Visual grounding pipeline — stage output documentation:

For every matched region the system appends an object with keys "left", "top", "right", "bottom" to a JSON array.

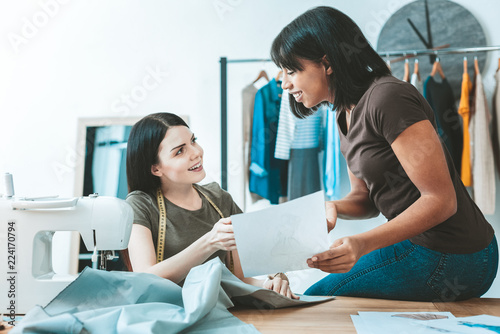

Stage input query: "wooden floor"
[{"left": 230, "top": 296, "right": 500, "bottom": 333}]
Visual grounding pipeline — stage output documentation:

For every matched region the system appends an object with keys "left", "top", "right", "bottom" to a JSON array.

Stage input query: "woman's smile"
[
  {"left": 188, "top": 161, "right": 203, "bottom": 172},
  {"left": 290, "top": 90, "right": 303, "bottom": 102},
  {"left": 281, "top": 59, "right": 332, "bottom": 108}
]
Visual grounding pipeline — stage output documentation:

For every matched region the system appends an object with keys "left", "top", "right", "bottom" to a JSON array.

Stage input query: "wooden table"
[{"left": 230, "top": 297, "right": 500, "bottom": 333}]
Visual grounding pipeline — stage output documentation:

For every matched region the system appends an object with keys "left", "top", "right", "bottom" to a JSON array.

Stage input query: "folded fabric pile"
[{"left": 12, "top": 258, "right": 332, "bottom": 334}]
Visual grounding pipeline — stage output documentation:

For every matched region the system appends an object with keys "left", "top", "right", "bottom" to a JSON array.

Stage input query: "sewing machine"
[{"left": 0, "top": 177, "right": 134, "bottom": 314}]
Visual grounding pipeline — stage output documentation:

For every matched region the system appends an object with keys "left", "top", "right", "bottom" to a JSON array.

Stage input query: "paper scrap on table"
[
  {"left": 231, "top": 191, "right": 329, "bottom": 277},
  {"left": 351, "top": 311, "right": 456, "bottom": 334},
  {"left": 422, "top": 314, "right": 500, "bottom": 334}
]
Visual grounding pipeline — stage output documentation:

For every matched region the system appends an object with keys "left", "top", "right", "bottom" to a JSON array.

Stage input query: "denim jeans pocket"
[
  {"left": 390, "top": 239, "right": 417, "bottom": 262},
  {"left": 427, "top": 254, "right": 453, "bottom": 302},
  {"left": 426, "top": 250, "right": 489, "bottom": 302}
]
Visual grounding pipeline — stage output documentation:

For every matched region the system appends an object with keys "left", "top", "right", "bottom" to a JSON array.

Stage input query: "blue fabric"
[
  {"left": 423, "top": 76, "right": 463, "bottom": 174},
  {"left": 13, "top": 258, "right": 333, "bottom": 333},
  {"left": 305, "top": 236, "right": 498, "bottom": 302},
  {"left": 249, "top": 162, "right": 268, "bottom": 177},
  {"left": 249, "top": 78, "right": 287, "bottom": 204},
  {"left": 323, "top": 106, "right": 342, "bottom": 200},
  {"left": 292, "top": 108, "right": 324, "bottom": 149},
  {"left": 287, "top": 148, "right": 321, "bottom": 200},
  {"left": 274, "top": 94, "right": 296, "bottom": 160},
  {"left": 274, "top": 95, "right": 324, "bottom": 160}
]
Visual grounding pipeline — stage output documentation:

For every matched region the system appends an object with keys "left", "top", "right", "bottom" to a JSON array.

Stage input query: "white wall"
[{"left": 1, "top": 0, "right": 499, "bottom": 297}]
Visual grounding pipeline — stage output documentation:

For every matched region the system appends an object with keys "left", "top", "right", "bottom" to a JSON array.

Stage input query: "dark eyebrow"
[
  {"left": 169, "top": 134, "right": 195, "bottom": 152},
  {"left": 170, "top": 143, "right": 185, "bottom": 152}
]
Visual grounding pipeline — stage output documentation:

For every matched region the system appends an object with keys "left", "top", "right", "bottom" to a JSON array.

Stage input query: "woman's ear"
[
  {"left": 151, "top": 164, "right": 162, "bottom": 177},
  {"left": 322, "top": 55, "right": 333, "bottom": 75}
]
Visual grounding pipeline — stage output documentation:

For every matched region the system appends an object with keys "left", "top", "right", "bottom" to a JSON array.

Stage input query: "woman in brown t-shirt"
[{"left": 271, "top": 6, "right": 498, "bottom": 301}]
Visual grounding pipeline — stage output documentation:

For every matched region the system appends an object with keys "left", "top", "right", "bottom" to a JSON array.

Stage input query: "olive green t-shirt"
[
  {"left": 126, "top": 182, "right": 242, "bottom": 267},
  {"left": 337, "top": 75, "right": 494, "bottom": 254}
]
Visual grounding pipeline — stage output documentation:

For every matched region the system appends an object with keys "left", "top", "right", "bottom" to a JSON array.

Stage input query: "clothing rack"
[{"left": 219, "top": 45, "right": 500, "bottom": 190}]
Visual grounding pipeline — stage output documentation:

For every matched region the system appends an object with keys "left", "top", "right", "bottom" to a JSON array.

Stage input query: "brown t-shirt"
[
  {"left": 337, "top": 75, "right": 494, "bottom": 254},
  {"left": 126, "top": 182, "right": 242, "bottom": 266}
]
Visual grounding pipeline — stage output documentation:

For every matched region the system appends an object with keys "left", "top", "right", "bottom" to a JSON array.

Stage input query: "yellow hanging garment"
[{"left": 458, "top": 58, "right": 472, "bottom": 186}]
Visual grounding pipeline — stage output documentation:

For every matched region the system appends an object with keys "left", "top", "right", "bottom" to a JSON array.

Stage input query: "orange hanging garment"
[{"left": 458, "top": 59, "right": 472, "bottom": 186}]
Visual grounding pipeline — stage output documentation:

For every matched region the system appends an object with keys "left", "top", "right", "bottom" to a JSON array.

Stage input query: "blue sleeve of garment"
[
  {"left": 249, "top": 89, "right": 267, "bottom": 198},
  {"left": 249, "top": 162, "right": 268, "bottom": 177},
  {"left": 323, "top": 108, "right": 334, "bottom": 199},
  {"left": 422, "top": 76, "right": 442, "bottom": 131},
  {"left": 422, "top": 76, "right": 431, "bottom": 101},
  {"left": 332, "top": 111, "right": 342, "bottom": 200},
  {"left": 323, "top": 108, "right": 342, "bottom": 200},
  {"left": 250, "top": 90, "right": 265, "bottom": 170}
]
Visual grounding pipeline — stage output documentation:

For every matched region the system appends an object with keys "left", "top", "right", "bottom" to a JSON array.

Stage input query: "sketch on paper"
[
  {"left": 232, "top": 191, "right": 330, "bottom": 277},
  {"left": 270, "top": 213, "right": 315, "bottom": 270}
]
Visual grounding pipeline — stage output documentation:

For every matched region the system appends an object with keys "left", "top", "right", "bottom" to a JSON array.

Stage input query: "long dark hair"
[
  {"left": 126, "top": 112, "right": 189, "bottom": 195},
  {"left": 271, "top": 6, "right": 391, "bottom": 118}
]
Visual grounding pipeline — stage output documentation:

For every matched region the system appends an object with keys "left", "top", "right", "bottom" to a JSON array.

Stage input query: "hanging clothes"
[
  {"left": 493, "top": 68, "right": 500, "bottom": 175},
  {"left": 403, "top": 59, "right": 410, "bottom": 82},
  {"left": 274, "top": 95, "right": 324, "bottom": 200},
  {"left": 242, "top": 78, "right": 268, "bottom": 205},
  {"left": 410, "top": 72, "right": 423, "bottom": 95},
  {"left": 423, "top": 76, "right": 463, "bottom": 174},
  {"left": 411, "top": 59, "right": 423, "bottom": 95},
  {"left": 249, "top": 78, "right": 287, "bottom": 204},
  {"left": 274, "top": 94, "right": 297, "bottom": 161},
  {"left": 324, "top": 106, "right": 342, "bottom": 200},
  {"left": 242, "top": 84, "right": 258, "bottom": 158},
  {"left": 287, "top": 148, "right": 321, "bottom": 200},
  {"left": 471, "top": 69, "right": 496, "bottom": 215},
  {"left": 243, "top": 77, "right": 269, "bottom": 154},
  {"left": 458, "top": 69, "right": 473, "bottom": 186},
  {"left": 274, "top": 96, "right": 324, "bottom": 158}
]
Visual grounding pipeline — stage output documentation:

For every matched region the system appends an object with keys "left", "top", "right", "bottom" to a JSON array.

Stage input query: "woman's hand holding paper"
[
  {"left": 307, "top": 236, "right": 365, "bottom": 274},
  {"left": 205, "top": 218, "right": 237, "bottom": 252},
  {"left": 325, "top": 201, "right": 337, "bottom": 233}
]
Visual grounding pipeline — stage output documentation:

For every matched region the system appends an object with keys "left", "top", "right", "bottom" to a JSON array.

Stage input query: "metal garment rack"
[{"left": 219, "top": 45, "right": 500, "bottom": 190}]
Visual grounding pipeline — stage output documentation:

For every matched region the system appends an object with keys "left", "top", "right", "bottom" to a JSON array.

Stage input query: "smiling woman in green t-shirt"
[{"left": 124, "top": 112, "right": 298, "bottom": 299}]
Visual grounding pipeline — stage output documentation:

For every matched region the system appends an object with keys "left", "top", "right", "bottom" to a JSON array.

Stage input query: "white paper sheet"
[
  {"left": 422, "top": 315, "right": 500, "bottom": 334},
  {"left": 351, "top": 315, "right": 372, "bottom": 334},
  {"left": 353, "top": 312, "right": 456, "bottom": 334},
  {"left": 231, "top": 191, "right": 329, "bottom": 277}
]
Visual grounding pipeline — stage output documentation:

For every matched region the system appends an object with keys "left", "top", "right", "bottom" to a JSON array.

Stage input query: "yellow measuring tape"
[
  {"left": 156, "top": 187, "right": 167, "bottom": 264},
  {"left": 156, "top": 185, "right": 234, "bottom": 272}
]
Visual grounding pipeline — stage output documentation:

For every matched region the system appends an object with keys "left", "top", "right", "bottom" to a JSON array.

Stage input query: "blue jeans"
[{"left": 304, "top": 236, "right": 498, "bottom": 301}]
